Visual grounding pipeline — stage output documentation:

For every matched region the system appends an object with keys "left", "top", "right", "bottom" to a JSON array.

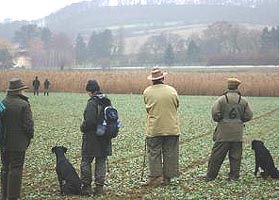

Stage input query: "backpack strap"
[
  {"left": 0, "top": 101, "right": 5, "bottom": 113},
  {"left": 237, "top": 94, "right": 241, "bottom": 104},
  {"left": 224, "top": 91, "right": 242, "bottom": 104},
  {"left": 93, "top": 97, "right": 104, "bottom": 123},
  {"left": 224, "top": 93, "right": 229, "bottom": 104}
]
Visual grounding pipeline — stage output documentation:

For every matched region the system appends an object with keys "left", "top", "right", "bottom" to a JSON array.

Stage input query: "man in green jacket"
[
  {"left": 205, "top": 77, "right": 253, "bottom": 181},
  {"left": 1, "top": 78, "right": 34, "bottom": 200},
  {"left": 143, "top": 68, "right": 181, "bottom": 186}
]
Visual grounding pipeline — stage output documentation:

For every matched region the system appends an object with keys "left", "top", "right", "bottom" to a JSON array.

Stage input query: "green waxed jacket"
[
  {"left": 212, "top": 90, "right": 253, "bottom": 142},
  {"left": 2, "top": 93, "right": 34, "bottom": 151}
]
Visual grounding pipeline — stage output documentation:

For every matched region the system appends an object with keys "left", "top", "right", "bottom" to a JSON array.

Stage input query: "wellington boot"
[
  {"left": 81, "top": 185, "right": 92, "bottom": 196},
  {"left": 93, "top": 185, "right": 105, "bottom": 196},
  {"left": 143, "top": 176, "right": 163, "bottom": 187},
  {"left": 162, "top": 177, "right": 171, "bottom": 186}
]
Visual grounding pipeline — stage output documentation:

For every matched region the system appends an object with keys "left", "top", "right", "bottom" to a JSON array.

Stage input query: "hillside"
[
  {"left": 44, "top": 4, "right": 279, "bottom": 38},
  {"left": 0, "top": 2, "right": 278, "bottom": 42}
]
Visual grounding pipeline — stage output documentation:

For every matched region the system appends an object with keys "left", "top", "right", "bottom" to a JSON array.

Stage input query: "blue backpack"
[
  {"left": 0, "top": 101, "right": 6, "bottom": 148},
  {"left": 95, "top": 96, "right": 120, "bottom": 138}
]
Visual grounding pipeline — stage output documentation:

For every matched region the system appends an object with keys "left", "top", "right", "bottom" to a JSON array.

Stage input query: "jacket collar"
[
  {"left": 7, "top": 93, "right": 29, "bottom": 101},
  {"left": 226, "top": 89, "right": 240, "bottom": 93},
  {"left": 224, "top": 89, "right": 241, "bottom": 96}
]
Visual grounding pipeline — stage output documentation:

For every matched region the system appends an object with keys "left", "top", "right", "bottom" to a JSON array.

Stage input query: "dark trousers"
[
  {"left": 44, "top": 89, "right": 49, "bottom": 96},
  {"left": 207, "top": 142, "right": 242, "bottom": 179},
  {"left": 33, "top": 89, "right": 39, "bottom": 96},
  {"left": 1, "top": 150, "right": 26, "bottom": 199},
  {"left": 80, "top": 153, "right": 107, "bottom": 187},
  {"left": 146, "top": 136, "right": 179, "bottom": 179}
]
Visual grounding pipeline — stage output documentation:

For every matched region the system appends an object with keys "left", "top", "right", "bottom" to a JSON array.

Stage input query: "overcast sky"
[{"left": 0, "top": 0, "right": 90, "bottom": 22}]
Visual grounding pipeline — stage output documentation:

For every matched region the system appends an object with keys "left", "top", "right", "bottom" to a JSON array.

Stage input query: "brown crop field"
[{"left": 0, "top": 69, "right": 279, "bottom": 96}]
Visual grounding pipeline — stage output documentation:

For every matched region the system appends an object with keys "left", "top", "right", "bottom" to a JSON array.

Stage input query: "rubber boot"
[{"left": 93, "top": 185, "right": 104, "bottom": 196}]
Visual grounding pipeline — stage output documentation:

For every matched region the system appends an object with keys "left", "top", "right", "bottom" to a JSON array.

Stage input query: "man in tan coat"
[
  {"left": 143, "top": 68, "right": 180, "bottom": 186},
  {"left": 206, "top": 77, "right": 253, "bottom": 181}
]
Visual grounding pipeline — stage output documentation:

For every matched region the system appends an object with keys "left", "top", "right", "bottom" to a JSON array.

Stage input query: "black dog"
[
  {"left": 52, "top": 146, "right": 82, "bottom": 195},
  {"left": 251, "top": 140, "right": 279, "bottom": 179}
]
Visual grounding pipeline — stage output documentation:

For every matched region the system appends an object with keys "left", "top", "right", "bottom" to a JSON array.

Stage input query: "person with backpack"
[
  {"left": 1, "top": 78, "right": 34, "bottom": 200},
  {"left": 143, "top": 68, "right": 181, "bottom": 186},
  {"left": 80, "top": 79, "right": 117, "bottom": 196},
  {"left": 205, "top": 77, "right": 253, "bottom": 181}
]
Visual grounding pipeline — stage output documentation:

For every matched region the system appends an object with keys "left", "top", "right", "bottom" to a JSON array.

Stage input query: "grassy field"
[{"left": 1, "top": 92, "right": 279, "bottom": 199}]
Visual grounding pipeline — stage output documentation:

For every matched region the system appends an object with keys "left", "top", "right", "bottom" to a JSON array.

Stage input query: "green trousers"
[
  {"left": 1, "top": 150, "right": 26, "bottom": 200},
  {"left": 207, "top": 142, "right": 242, "bottom": 180},
  {"left": 146, "top": 136, "right": 179, "bottom": 179}
]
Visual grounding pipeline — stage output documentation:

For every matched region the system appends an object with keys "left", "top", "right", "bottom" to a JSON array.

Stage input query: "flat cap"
[{"left": 228, "top": 77, "right": 241, "bottom": 89}]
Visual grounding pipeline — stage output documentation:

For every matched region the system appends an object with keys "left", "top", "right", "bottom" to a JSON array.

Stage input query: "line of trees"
[
  {"left": 75, "top": 29, "right": 124, "bottom": 68},
  {"left": 11, "top": 24, "right": 74, "bottom": 69},
  {"left": 81, "top": 0, "right": 279, "bottom": 7},
  {"left": 135, "top": 22, "right": 279, "bottom": 66},
  {"left": 1, "top": 22, "right": 279, "bottom": 69}
]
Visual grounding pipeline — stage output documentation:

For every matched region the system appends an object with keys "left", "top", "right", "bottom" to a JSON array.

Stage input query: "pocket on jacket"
[{"left": 215, "top": 122, "right": 244, "bottom": 141}]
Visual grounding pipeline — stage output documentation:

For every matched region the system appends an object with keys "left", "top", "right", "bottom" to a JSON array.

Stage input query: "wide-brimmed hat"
[
  {"left": 147, "top": 68, "right": 167, "bottom": 81},
  {"left": 7, "top": 78, "right": 28, "bottom": 92},
  {"left": 228, "top": 77, "right": 241, "bottom": 89}
]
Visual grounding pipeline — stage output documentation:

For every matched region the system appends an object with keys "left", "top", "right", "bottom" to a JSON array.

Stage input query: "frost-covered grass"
[{"left": 1, "top": 93, "right": 279, "bottom": 199}]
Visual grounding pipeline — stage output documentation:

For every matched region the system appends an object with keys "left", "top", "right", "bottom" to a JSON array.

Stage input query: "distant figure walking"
[
  {"left": 143, "top": 68, "right": 181, "bottom": 186},
  {"left": 32, "top": 76, "right": 40, "bottom": 96},
  {"left": 44, "top": 78, "right": 51, "bottom": 96}
]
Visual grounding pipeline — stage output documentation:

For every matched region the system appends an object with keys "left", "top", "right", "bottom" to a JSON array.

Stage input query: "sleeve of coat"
[
  {"left": 80, "top": 101, "right": 98, "bottom": 133},
  {"left": 242, "top": 102, "right": 253, "bottom": 122},
  {"left": 22, "top": 104, "right": 34, "bottom": 139},
  {"left": 212, "top": 97, "right": 223, "bottom": 122}
]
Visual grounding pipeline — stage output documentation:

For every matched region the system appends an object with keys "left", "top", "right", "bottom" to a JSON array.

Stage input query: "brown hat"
[
  {"left": 147, "top": 68, "right": 167, "bottom": 81},
  {"left": 7, "top": 78, "right": 28, "bottom": 92},
  {"left": 228, "top": 77, "right": 241, "bottom": 89}
]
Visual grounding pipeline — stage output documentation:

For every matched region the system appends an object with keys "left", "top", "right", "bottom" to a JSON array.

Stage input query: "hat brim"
[
  {"left": 147, "top": 72, "right": 168, "bottom": 80},
  {"left": 7, "top": 85, "right": 29, "bottom": 92}
]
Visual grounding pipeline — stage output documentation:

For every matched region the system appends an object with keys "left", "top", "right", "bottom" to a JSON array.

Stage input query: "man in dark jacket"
[
  {"left": 205, "top": 77, "right": 253, "bottom": 181},
  {"left": 1, "top": 78, "right": 34, "bottom": 200},
  {"left": 32, "top": 76, "right": 40, "bottom": 96},
  {"left": 80, "top": 80, "right": 112, "bottom": 196}
]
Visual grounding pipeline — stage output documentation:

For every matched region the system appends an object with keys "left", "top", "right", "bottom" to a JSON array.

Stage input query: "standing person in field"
[
  {"left": 32, "top": 76, "right": 40, "bottom": 96},
  {"left": 1, "top": 78, "right": 34, "bottom": 200},
  {"left": 143, "top": 68, "right": 181, "bottom": 186},
  {"left": 80, "top": 79, "right": 112, "bottom": 196},
  {"left": 205, "top": 78, "right": 253, "bottom": 181},
  {"left": 43, "top": 78, "right": 51, "bottom": 96}
]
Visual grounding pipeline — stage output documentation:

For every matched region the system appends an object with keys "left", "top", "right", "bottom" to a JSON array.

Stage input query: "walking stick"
[
  {"left": 140, "top": 138, "right": 147, "bottom": 182},
  {"left": 107, "top": 158, "right": 110, "bottom": 173}
]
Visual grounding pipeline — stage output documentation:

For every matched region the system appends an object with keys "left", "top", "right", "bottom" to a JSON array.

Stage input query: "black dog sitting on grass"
[
  {"left": 251, "top": 140, "right": 279, "bottom": 179},
  {"left": 52, "top": 146, "right": 82, "bottom": 195}
]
